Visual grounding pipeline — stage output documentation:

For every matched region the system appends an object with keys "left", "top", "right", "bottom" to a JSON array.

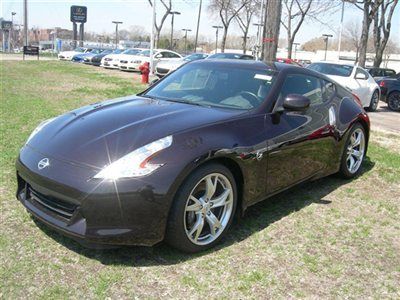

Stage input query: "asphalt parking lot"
[{"left": 369, "top": 102, "right": 400, "bottom": 134}]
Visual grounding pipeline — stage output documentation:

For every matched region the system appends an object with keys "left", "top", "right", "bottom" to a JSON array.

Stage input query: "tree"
[
  {"left": 235, "top": 0, "right": 259, "bottom": 53},
  {"left": 262, "top": 0, "right": 282, "bottom": 61},
  {"left": 346, "top": 0, "right": 383, "bottom": 67},
  {"left": 344, "top": 20, "right": 362, "bottom": 62},
  {"left": 372, "top": 0, "right": 398, "bottom": 67},
  {"left": 281, "top": 0, "right": 340, "bottom": 59},
  {"left": 208, "top": 0, "right": 248, "bottom": 52},
  {"left": 147, "top": 0, "right": 172, "bottom": 48}
]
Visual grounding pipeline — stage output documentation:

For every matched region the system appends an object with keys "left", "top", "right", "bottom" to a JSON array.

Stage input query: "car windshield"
[
  {"left": 137, "top": 50, "right": 151, "bottom": 57},
  {"left": 89, "top": 49, "right": 103, "bottom": 54},
  {"left": 102, "top": 49, "right": 113, "bottom": 55},
  {"left": 208, "top": 53, "right": 243, "bottom": 59},
  {"left": 183, "top": 53, "right": 208, "bottom": 61},
  {"left": 75, "top": 47, "right": 86, "bottom": 52},
  {"left": 112, "top": 49, "right": 123, "bottom": 54},
  {"left": 144, "top": 63, "right": 277, "bottom": 110},
  {"left": 308, "top": 63, "right": 353, "bottom": 77},
  {"left": 123, "top": 49, "right": 142, "bottom": 55}
]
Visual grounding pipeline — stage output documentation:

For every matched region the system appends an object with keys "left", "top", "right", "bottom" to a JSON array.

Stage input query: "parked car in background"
[
  {"left": 377, "top": 77, "right": 400, "bottom": 111},
  {"left": 297, "top": 59, "right": 312, "bottom": 67},
  {"left": 276, "top": 57, "right": 302, "bottom": 66},
  {"left": 58, "top": 47, "right": 91, "bottom": 61},
  {"left": 16, "top": 60, "right": 370, "bottom": 253},
  {"left": 366, "top": 67, "right": 397, "bottom": 81},
  {"left": 207, "top": 53, "right": 254, "bottom": 60},
  {"left": 101, "top": 48, "right": 143, "bottom": 69},
  {"left": 119, "top": 49, "right": 182, "bottom": 72},
  {"left": 155, "top": 53, "right": 209, "bottom": 78},
  {"left": 72, "top": 49, "right": 105, "bottom": 63},
  {"left": 84, "top": 49, "right": 113, "bottom": 66},
  {"left": 308, "top": 62, "right": 380, "bottom": 111}
]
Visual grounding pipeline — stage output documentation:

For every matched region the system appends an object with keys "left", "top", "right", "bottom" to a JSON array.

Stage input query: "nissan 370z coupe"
[{"left": 16, "top": 60, "right": 370, "bottom": 253}]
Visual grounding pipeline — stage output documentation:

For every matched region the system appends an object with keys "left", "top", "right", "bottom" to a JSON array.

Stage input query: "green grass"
[{"left": 1, "top": 60, "right": 400, "bottom": 299}]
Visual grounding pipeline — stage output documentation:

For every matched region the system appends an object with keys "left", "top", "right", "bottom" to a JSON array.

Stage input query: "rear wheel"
[
  {"left": 166, "top": 163, "right": 237, "bottom": 253},
  {"left": 367, "top": 90, "right": 379, "bottom": 112},
  {"left": 387, "top": 91, "right": 400, "bottom": 112},
  {"left": 339, "top": 123, "right": 366, "bottom": 179}
]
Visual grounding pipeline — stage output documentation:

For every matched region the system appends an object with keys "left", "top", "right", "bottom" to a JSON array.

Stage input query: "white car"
[
  {"left": 58, "top": 47, "right": 91, "bottom": 61},
  {"left": 119, "top": 49, "right": 182, "bottom": 72},
  {"left": 155, "top": 53, "right": 209, "bottom": 78},
  {"left": 101, "top": 48, "right": 144, "bottom": 69},
  {"left": 308, "top": 62, "right": 380, "bottom": 111}
]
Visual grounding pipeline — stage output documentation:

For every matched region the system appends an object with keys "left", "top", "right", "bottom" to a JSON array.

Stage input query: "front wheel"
[
  {"left": 339, "top": 123, "right": 367, "bottom": 179},
  {"left": 387, "top": 91, "right": 400, "bottom": 112},
  {"left": 166, "top": 163, "right": 237, "bottom": 253},
  {"left": 367, "top": 90, "right": 379, "bottom": 112}
]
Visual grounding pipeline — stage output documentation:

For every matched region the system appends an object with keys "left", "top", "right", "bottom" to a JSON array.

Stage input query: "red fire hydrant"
[{"left": 139, "top": 62, "right": 150, "bottom": 84}]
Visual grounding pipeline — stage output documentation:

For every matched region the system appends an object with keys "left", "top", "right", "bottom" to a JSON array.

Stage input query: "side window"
[
  {"left": 280, "top": 74, "right": 324, "bottom": 106},
  {"left": 322, "top": 80, "right": 336, "bottom": 102},
  {"left": 385, "top": 69, "right": 396, "bottom": 77},
  {"left": 355, "top": 68, "right": 369, "bottom": 80},
  {"left": 168, "top": 52, "right": 181, "bottom": 58}
]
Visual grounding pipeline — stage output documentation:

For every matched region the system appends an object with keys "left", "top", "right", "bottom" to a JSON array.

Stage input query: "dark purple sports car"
[{"left": 16, "top": 60, "right": 370, "bottom": 252}]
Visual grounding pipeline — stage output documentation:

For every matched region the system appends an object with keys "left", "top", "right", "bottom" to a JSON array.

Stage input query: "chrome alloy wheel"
[
  {"left": 184, "top": 173, "right": 234, "bottom": 245},
  {"left": 346, "top": 128, "right": 365, "bottom": 174}
]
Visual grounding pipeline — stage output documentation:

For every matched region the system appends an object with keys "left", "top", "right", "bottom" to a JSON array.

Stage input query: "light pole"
[
  {"left": 169, "top": 11, "right": 180, "bottom": 49},
  {"left": 293, "top": 42, "right": 300, "bottom": 59},
  {"left": 194, "top": 0, "right": 202, "bottom": 52},
  {"left": 212, "top": 25, "right": 223, "bottom": 53},
  {"left": 322, "top": 34, "right": 333, "bottom": 61},
  {"left": 182, "top": 28, "right": 192, "bottom": 55},
  {"left": 10, "top": 12, "right": 16, "bottom": 52},
  {"left": 112, "top": 21, "right": 123, "bottom": 49},
  {"left": 23, "top": 0, "right": 28, "bottom": 46},
  {"left": 337, "top": 1, "right": 345, "bottom": 61},
  {"left": 253, "top": 23, "right": 263, "bottom": 59}
]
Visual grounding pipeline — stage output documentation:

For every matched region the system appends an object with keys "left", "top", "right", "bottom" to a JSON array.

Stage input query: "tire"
[
  {"left": 165, "top": 163, "right": 237, "bottom": 253},
  {"left": 339, "top": 123, "right": 367, "bottom": 179},
  {"left": 367, "top": 90, "right": 379, "bottom": 112},
  {"left": 387, "top": 91, "right": 400, "bottom": 112}
]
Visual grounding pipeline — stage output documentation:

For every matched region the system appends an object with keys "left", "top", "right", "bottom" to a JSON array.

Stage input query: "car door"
[
  {"left": 354, "top": 67, "right": 371, "bottom": 106},
  {"left": 265, "top": 73, "right": 337, "bottom": 195}
]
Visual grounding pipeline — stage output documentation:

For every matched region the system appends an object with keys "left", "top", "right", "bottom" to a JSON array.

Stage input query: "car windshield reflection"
[{"left": 145, "top": 63, "right": 277, "bottom": 110}]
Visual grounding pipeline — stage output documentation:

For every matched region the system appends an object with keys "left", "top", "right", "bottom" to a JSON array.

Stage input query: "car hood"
[
  {"left": 103, "top": 54, "right": 120, "bottom": 60},
  {"left": 27, "top": 96, "right": 242, "bottom": 169},
  {"left": 118, "top": 54, "right": 138, "bottom": 61}
]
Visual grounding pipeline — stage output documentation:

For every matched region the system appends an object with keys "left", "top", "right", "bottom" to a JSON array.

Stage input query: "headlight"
[
  {"left": 133, "top": 60, "right": 142, "bottom": 64},
  {"left": 26, "top": 118, "right": 56, "bottom": 144},
  {"left": 94, "top": 136, "right": 173, "bottom": 180}
]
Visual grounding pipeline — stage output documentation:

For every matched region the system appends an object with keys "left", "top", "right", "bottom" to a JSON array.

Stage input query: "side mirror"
[
  {"left": 355, "top": 73, "right": 367, "bottom": 80},
  {"left": 283, "top": 94, "right": 310, "bottom": 111}
]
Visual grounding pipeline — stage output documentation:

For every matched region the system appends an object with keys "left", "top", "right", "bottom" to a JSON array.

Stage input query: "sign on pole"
[
  {"left": 1, "top": 21, "right": 12, "bottom": 30},
  {"left": 70, "top": 6, "right": 87, "bottom": 23},
  {"left": 23, "top": 46, "right": 39, "bottom": 60}
]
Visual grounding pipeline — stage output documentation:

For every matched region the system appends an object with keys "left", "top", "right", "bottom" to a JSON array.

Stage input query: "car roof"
[{"left": 189, "top": 59, "right": 298, "bottom": 72}]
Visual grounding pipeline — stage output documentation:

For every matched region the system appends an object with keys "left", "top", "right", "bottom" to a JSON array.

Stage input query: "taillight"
[
  {"left": 352, "top": 93, "right": 363, "bottom": 107},
  {"left": 379, "top": 81, "right": 385, "bottom": 87}
]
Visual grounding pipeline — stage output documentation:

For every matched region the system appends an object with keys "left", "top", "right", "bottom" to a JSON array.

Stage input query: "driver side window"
[{"left": 280, "top": 74, "right": 323, "bottom": 106}]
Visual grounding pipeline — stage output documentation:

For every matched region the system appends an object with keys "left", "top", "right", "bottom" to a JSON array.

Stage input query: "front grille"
[
  {"left": 84, "top": 58, "right": 90, "bottom": 62},
  {"left": 156, "top": 68, "right": 169, "bottom": 74},
  {"left": 120, "top": 60, "right": 128, "bottom": 64},
  {"left": 28, "top": 186, "right": 78, "bottom": 221},
  {"left": 105, "top": 58, "right": 112, "bottom": 61},
  {"left": 120, "top": 66, "right": 127, "bottom": 69}
]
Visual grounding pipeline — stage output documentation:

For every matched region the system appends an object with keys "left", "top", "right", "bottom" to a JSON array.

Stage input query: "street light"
[
  {"left": 293, "top": 42, "right": 300, "bottom": 59},
  {"left": 10, "top": 12, "right": 16, "bottom": 52},
  {"left": 169, "top": 11, "right": 180, "bottom": 50},
  {"left": 112, "top": 21, "right": 123, "bottom": 49},
  {"left": 181, "top": 28, "right": 192, "bottom": 55},
  {"left": 322, "top": 34, "right": 333, "bottom": 61},
  {"left": 212, "top": 25, "right": 223, "bottom": 53}
]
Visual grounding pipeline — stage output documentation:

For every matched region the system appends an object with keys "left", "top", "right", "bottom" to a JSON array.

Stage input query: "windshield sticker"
[{"left": 254, "top": 74, "right": 273, "bottom": 81}]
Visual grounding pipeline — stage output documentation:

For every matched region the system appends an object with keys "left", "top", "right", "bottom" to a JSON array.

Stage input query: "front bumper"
[
  {"left": 102, "top": 61, "right": 119, "bottom": 69},
  {"left": 15, "top": 148, "right": 172, "bottom": 247},
  {"left": 119, "top": 63, "right": 140, "bottom": 72}
]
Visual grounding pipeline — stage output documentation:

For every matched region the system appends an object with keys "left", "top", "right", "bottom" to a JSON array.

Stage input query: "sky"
[{"left": 1, "top": 0, "right": 400, "bottom": 45}]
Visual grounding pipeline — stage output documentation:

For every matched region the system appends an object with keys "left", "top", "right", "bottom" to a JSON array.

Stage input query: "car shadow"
[{"left": 33, "top": 156, "right": 375, "bottom": 267}]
